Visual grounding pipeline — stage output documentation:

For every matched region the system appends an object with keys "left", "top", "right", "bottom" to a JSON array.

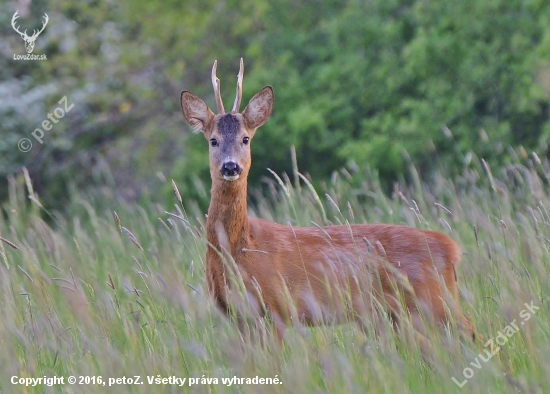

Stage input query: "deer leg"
[{"left": 431, "top": 271, "right": 478, "bottom": 343}]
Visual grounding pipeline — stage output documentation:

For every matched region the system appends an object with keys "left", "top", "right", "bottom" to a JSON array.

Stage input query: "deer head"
[
  {"left": 181, "top": 59, "right": 274, "bottom": 182},
  {"left": 11, "top": 11, "right": 49, "bottom": 54}
]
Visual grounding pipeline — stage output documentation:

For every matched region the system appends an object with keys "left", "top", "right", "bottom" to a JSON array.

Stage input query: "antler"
[
  {"left": 211, "top": 60, "right": 225, "bottom": 114},
  {"left": 11, "top": 12, "right": 49, "bottom": 40},
  {"left": 231, "top": 58, "right": 244, "bottom": 113},
  {"left": 30, "top": 14, "right": 49, "bottom": 39},
  {"left": 11, "top": 11, "right": 27, "bottom": 38}
]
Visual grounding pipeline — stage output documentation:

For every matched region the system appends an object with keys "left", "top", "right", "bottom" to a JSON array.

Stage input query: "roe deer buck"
[{"left": 180, "top": 59, "right": 474, "bottom": 349}]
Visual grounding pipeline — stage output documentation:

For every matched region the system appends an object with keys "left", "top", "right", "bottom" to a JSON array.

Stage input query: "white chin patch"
[{"left": 223, "top": 175, "right": 240, "bottom": 181}]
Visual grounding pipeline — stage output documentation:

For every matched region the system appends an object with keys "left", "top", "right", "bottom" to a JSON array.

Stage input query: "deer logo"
[{"left": 11, "top": 11, "right": 49, "bottom": 54}]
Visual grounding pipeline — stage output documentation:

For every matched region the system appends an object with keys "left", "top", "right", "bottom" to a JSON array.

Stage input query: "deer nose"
[{"left": 220, "top": 161, "right": 242, "bottom": 178}]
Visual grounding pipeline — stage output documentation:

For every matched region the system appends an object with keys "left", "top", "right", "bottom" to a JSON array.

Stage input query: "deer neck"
[{"left": 206, "top": 178, "right": 250, "bottom": 254}]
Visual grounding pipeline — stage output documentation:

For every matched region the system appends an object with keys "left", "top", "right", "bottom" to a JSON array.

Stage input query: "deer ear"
[
  {"left": 181, "top": 91, "right": 215, "bottom": 137},
  {"left": 242, "top": 86, "right": 274, "bottom": 131}
]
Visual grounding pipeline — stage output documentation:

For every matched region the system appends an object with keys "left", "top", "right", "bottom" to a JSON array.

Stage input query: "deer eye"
[
  {"left": 210, "top": 138, "right": 218, "bottom": 147},
  {"left": 243, "top": 137, "right": 250, "bottom": 145}
]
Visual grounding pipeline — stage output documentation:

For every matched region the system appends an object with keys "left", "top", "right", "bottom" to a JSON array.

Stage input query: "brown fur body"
[{"left": 206, "top": 178, "right": 472, "bottom": 340}]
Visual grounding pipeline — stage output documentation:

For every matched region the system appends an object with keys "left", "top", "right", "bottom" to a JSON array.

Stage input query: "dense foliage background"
[{"left": 1, "top": 0, "right": 550, "bottom": 208}]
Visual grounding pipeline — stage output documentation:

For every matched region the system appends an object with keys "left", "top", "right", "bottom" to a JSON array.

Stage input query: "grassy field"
[{"left": 1, "top": 158, "right": 549, "bottom": 394}]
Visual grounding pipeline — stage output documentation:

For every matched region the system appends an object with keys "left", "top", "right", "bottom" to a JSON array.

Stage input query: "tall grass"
[{"left": 1, "top": 156, "right": 549, "bottom": 393}]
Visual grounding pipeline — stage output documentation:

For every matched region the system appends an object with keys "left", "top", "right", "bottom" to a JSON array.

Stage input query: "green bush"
[{"left": 1, "top": 0, "right": 549, "bottom": 209}]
